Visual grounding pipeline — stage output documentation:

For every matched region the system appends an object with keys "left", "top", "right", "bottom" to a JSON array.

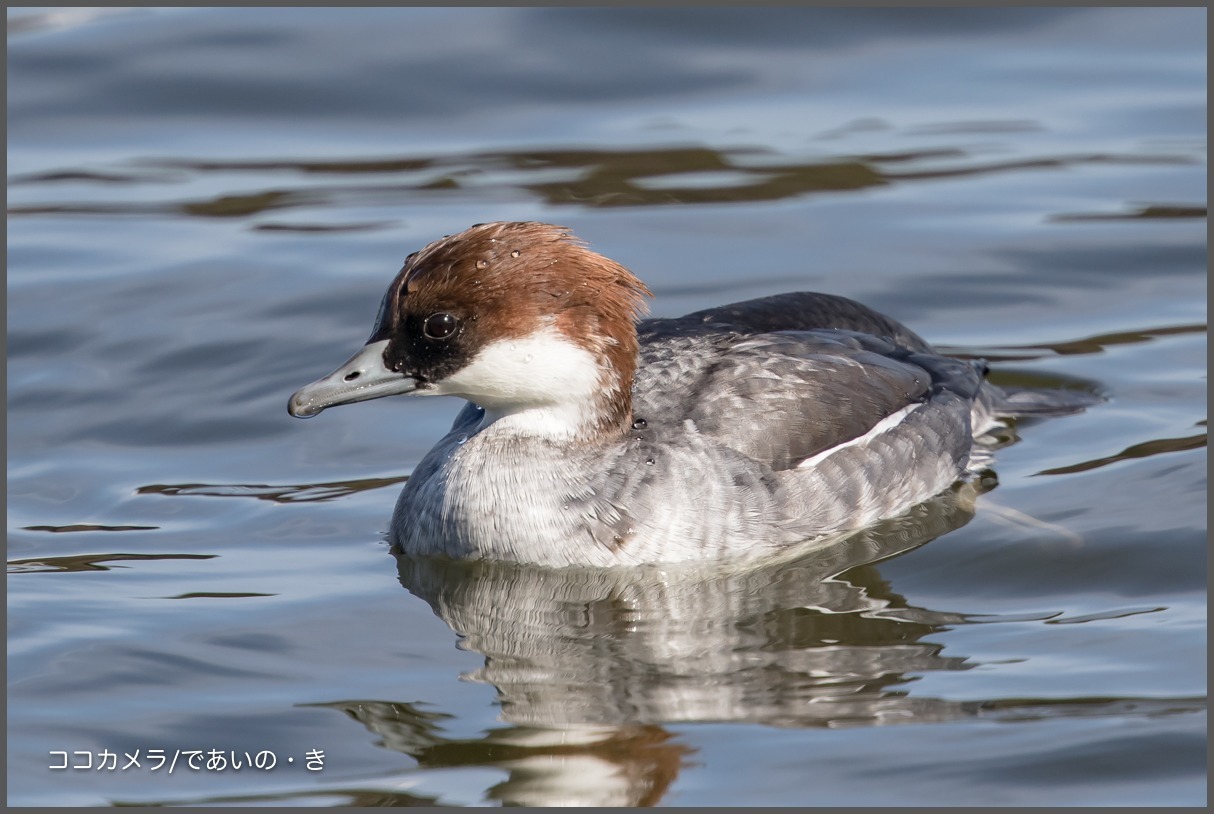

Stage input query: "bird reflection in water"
[{"left": 325, "top": 479, "right": 991, "bottom": 806}]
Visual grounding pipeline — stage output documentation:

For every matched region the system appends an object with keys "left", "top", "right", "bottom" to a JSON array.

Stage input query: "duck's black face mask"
[{"left": 288, "top": 275, "right": 420, "bottom": 419}]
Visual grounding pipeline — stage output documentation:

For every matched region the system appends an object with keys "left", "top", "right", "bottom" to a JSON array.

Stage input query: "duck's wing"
[
  {"left": 642, "top": 291, "right": 936, "bottom": 353},
  {"left": 635, "top": 329, "right": 984, "bottom": 472}
]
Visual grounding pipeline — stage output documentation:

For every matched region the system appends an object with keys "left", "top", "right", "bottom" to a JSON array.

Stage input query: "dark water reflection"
[
  {"left": 136, "top": 475, "right": 409, "bottom": 504},
  {"left": 8, "top": 144, "right": 1201, "bottom": 218},
  {"left": 8, "top": 551, "right": 214, "bottom": 574}
]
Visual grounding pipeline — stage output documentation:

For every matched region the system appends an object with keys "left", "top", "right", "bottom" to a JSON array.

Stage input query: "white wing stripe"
[{"left": 797, "top": 403, "right": 923, "bottom": 469}]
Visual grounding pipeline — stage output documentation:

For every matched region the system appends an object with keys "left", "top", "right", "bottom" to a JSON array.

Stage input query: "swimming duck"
[{"left": 289, "top": 221, "right": 1090, "bottom": 567}]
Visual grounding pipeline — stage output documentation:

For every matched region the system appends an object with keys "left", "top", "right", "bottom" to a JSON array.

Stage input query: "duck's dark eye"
[{"left": 423, "top": 312, "right": 458, "bottom": 340}]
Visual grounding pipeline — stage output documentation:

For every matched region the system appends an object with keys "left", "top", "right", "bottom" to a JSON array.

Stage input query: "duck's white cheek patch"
[
  {"left": 798, "top": 403, "right": 922, "bottom": 468},
  {"left": 432, "top": 327, "right": 603, "bottom": 408}
]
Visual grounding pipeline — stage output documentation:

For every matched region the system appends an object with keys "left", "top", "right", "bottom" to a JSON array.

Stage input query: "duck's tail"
[
  {"left": 970, "top": 372, "right": 1104, "bottom": 441},
  {"left": 965, "top": 379, "right": 1100, "bottom": 471},
  {"left": 987, "top": 383, "right": 1104, "bottom": 417}
]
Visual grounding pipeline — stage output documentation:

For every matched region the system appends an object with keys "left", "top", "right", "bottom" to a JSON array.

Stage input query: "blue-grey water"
[{"left": 7, "top": 7, "right": 1206, "bottom": 807}]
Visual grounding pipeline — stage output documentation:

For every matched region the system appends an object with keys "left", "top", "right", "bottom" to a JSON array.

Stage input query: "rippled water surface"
[{"left": 7, "top": 7, "right": 1207, "bottom": 807}]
